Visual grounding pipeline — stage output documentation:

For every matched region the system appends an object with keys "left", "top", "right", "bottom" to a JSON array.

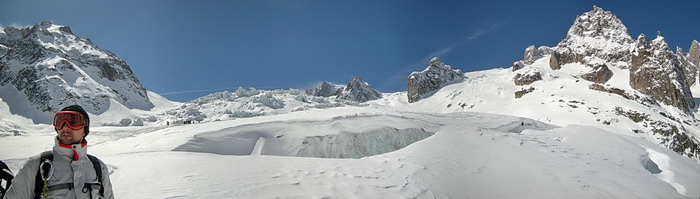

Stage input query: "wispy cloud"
[
  {"left": 381, "top": 23, "right": 504, "bottom": 91},
  {"left": 412, "top": 23, "right": 503, "bottom": 72}
]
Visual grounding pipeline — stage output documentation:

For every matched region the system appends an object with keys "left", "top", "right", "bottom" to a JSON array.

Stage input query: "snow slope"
[
  {"left": 2, "top": 104, "right": 700, "bottom": 198},
  {"left": 397, "top": 57, "right": 700, "bottom": 161}
]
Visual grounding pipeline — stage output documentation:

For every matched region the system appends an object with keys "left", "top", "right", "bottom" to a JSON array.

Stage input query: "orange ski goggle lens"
[{"left": 53, "top": 111, "right": 86, "bottom": 130}]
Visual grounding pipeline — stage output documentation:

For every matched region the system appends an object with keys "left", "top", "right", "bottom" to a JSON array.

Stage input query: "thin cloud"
[
  {"left": 382, "top": 23, "right": 504, "bottom": 92},
  {"left": 415, "top": 23, "right": 503, "bottom": 71}
]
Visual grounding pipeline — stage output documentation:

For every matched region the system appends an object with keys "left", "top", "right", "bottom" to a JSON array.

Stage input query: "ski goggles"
[{"left": 53, "top": 111, "right": 86, "bottom": 130}]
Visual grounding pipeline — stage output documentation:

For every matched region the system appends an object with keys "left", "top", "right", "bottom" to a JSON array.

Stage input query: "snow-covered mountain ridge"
[
  {"left": 160, "top": 87, "right": 368, "bottom": 124},
  {"left": 0, "top": 21, "right": 153, "bottom": 124},
  {"left": 482, "top": 6, "right": 700, "bottom": 160}
]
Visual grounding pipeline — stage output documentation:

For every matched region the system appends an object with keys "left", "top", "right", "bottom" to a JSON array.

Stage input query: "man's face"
[
  {"left": 54, "top": 111, "right": 86, "bottom": 145},
  {"left": 56, "top": 125, "right": 85, "bottom": 145}
]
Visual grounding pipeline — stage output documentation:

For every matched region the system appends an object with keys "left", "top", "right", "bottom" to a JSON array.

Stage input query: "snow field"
[{"left": 92, "top": 111, "right": 700, "bottom": 198}]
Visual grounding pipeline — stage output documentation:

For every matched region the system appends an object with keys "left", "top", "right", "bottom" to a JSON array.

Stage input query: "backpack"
[
  {"left": 34, "top": 151, "right": 104, "bottom": 199},
  {"left": 0, "top": 160, "right": 13, "bottom": 198}
]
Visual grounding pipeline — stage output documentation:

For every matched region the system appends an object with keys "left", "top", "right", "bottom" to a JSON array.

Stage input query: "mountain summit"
[
  {"left": 336, "top": 77, "right": 381, "bottom": 103},
  {"left": 0, "top": 22, "right": 153, "bottom": 122},
  {"left": 552, "top": 5, "right": 634, "bottom": 70},
  {"left": 407, "top": 57, "right": 464, "bottom": 103}
]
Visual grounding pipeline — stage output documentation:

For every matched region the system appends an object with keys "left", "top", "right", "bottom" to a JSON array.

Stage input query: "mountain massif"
[
  {"left": 400, "top": 6, "right": 700, "bottom": 160},
  {"left": 0, "top": 21, "right": 153, "bottom": 123}
]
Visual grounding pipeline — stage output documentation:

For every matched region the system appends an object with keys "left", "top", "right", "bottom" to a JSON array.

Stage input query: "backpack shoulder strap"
[
  {"left": 86, "top": 154, "right": 104, "bottom": 196},
  {"left": 0, "top": 159, "right": 13, "bottom": 197},
  {"left": 34, "top": 151, "right": 53, "bottom": 199}
]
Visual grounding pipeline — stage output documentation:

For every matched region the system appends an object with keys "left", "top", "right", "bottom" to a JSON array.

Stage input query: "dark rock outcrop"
[
  {"left": 514, "top": 72, "right": 542, "bottom": 86},
  {"left": 336, "top": 77, "right": 381, "bottom": 103},
  {"left": 581, "top": 63, "right": 613, "bottom": 83},
  {"left": 407, "top": 57, "right": 464, "bottom": 103},
  {"left": 514, "top": 87, "right": 535, "bottom": 99}
]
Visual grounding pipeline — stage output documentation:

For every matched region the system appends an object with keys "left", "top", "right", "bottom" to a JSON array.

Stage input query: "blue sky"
[{"left": 1, "top": 0, "right": 699, "bottom": 102}]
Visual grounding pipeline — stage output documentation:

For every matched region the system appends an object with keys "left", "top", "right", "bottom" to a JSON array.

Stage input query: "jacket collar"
[{"left": 53, "top": 137, "right": 88, "bottom": 161}]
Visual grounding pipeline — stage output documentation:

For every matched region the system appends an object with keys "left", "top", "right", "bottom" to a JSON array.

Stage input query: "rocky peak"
[
  {"left": 636, "top": 33, "right": 647, "bottom": 48},
  {"left": 407, "top": 57, "right": 464, "bottom": 103},
  {"left": 564, "top": 6, "right": 632, "bottom": 42},
  {"left": 689, "top": 40, "right": 700, "bottom": 67},
  {"left": 336, "top": 77, "right": 381, "bottom": 103},
  {"left": 552, "top": 6, "right": 634, "bottom": 69},
  {"left": 650, "top": 35, "right": 670, "bottom": 51},
  {"left": 306, "top": 81, "right": 343, "bottom": 97},
  {"left": 0, "top": 22, "right": 153, "bottom": 122}
]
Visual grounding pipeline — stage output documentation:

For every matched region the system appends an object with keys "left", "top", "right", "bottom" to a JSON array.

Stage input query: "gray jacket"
[{"left": 3, "top": 138, "right": 114, "bottom": 199}]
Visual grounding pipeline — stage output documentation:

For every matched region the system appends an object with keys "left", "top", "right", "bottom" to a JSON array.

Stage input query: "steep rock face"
[
  {"left": 689, "top": 40, "right": 700, "bottom": 84},
  {"left": 407, "top": 57, "right": 464, "bottom": 103},
  {"left": 549, "top": 53, "right": 561, "bottom": 70},
  {"left": 677, "top": 47, "right": 698, "bottom": 86},
  {"left": 306, "top": 81, "right": 343, "bottom": 97},
  {"left": 690, "top": 40, "right": 700, "bottom": 68},
  {"left": 0, "top": 22, "right": 153, "bottom": 120},
  {"left": 630, "top": 34, "right": 694, "bottom": 113},
  {"left": 336, "top": 77, "right": 381, "bottom": 103},
  {"left": 551, "top": 6, "right": 634, "bottom": 69}
]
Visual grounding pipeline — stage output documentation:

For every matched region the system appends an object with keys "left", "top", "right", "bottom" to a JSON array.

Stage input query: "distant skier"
[{"left": 3, "top": 105, "right": 114, "bottom": 199}]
